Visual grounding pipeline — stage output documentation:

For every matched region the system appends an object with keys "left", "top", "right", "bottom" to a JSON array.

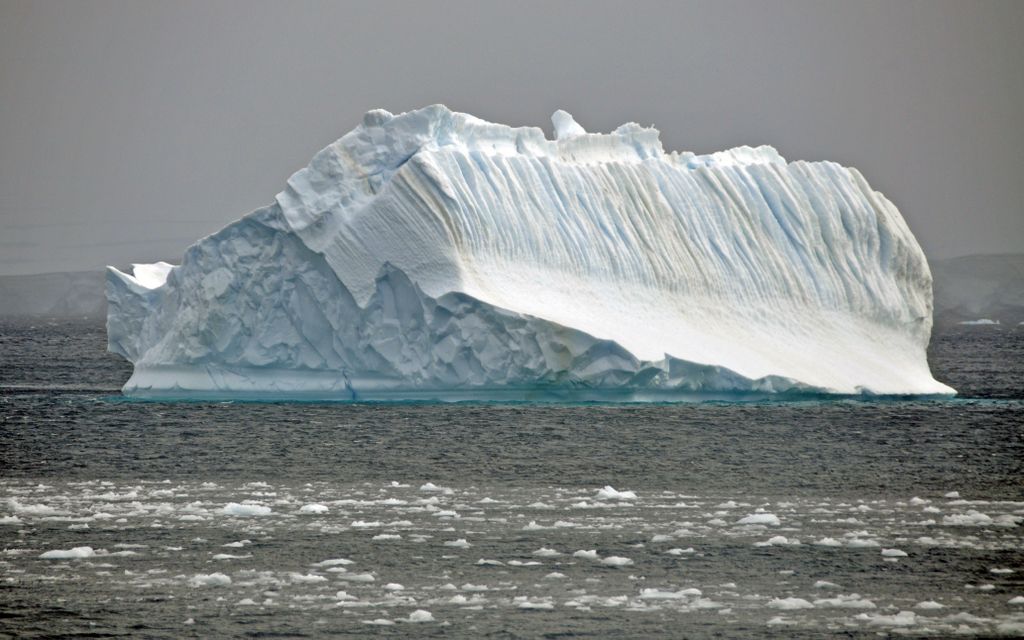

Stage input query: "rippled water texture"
[{"left": 1, "top": 320, "right": 1022, "bottom": 637}]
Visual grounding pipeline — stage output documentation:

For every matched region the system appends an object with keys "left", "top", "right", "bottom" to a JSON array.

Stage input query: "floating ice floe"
[
  {"left": 639, "top": 588, "right": 703, "bottom": 600},
  {"left": 755, "top": 535, "right": 800, "bottom": 547},
  {"left": 600, "top": 556, "right": 633, "bottom": 567},
  {"left": 915, "top": 600, "right": 945, "bottom": 609},
  {"left": 408, "top": 609, "right": 434, "bottom": 622},
  {"left": 594, "top": 486, "right": 637, "bottom": 501},
  {"left": 220, "top": 503, "right": 271, "bottom": 516},
  {"left": 812, "top": 594, "right": 876, "bottom": 609},
  {"left": 767, "top": 597, "right": 814, "bottom": 610},
  {"left": 737, "top": 513, "right": 781, "bottom": 526},
  {"left": 189, "top": 573, "right": 232, "bottom": 587},
  {"left": 39, "top": 546, "right": 97, "bottom": 559},
  {"left": 857, "top": 610, "right": 917, "bottom": 627},
  {"left": 313, "top": 558, "right": 353, "bottom": 567},
  {"left": 533, "top": 547, "right": 562, "bottom": 557},
  {"left": 372, "top": 534, "right": 401, "bottom": 541}
]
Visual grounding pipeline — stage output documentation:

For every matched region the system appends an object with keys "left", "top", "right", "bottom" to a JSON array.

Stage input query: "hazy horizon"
[{"left": 2, "top": 0, "right": 1022, "bottom": 276}]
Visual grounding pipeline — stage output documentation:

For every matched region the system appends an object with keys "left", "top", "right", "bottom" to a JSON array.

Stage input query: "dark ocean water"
[{"left": 1, "top": 319, "right": 1022, "bottom": 638}]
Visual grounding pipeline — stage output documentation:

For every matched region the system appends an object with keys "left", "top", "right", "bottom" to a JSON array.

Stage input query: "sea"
[{"left": 0, "top": 319, "right": 1021, "bottom": 638}]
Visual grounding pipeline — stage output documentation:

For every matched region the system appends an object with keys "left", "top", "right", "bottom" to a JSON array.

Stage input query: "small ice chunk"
[
  {"left": 444, "top": 539, "right": 471, "bottom": 548},
  {"left": 813, "top": 537, "right": 842, "bottom": 547},
  {"left": 544, "top": 572, "right": 567, "bottom": 579},
  {"left": 944, "top": 491, "right": 961, "bottom": 499},
  {"left": 573, "top": 550, "right": 600, "bottom": 560},
  {"left": 408, "top": 609, "right": 434, "bottom": 622},
  {"left": 942, "top": 510, "right": 993, "bottom": 526},
  {"left": 600, "top": 556, "right": 633, "bottom": 567},
  {"left": 220, "top": 503, "right": 271, "bottom": 516},
  {"left": 300, "top": 503, "right": 329, "bottom": 514},
  {"left": 814, "top": 580, "right": 840, "bottom": 589},
  {"left": 419, "top": 482, "right": 446, "bottom": 492},
  {"left": 881, "top": 548, "right": 908, "bottom": 557},
  {"left": 990, "top": 567, "right": 1014, "bottom": 574},
  {"left": 915, "top": 601, "right": 944, "bottom": 609},
  {"left": 639, "top": 588, "right": 701, "bottom": 600},
  {"left": 768, "top": 597, "right": 814, "bottom": 610},
  {"left": 189, "top": 573, "right": 232, "bottom": 587},
  {"left": 756, "top": 535, "right": 799, "bottom": 546},
  {"left": 336, "top": 590, "right": 357, "bottom": 600},
  {"left": 665, "top": 547, "right": 695, "bottom": 555},
  {"left": 533, "top": 547, "right": 562, "bottom": 557},
  {"left": 222, "top": 540, "right": 251, "bottom": 548},
  {"left": 594, "top": 486, "right": 637, "bottom": 501},
  {"left": 383, "top": 583, "right": 405, "bottom": 591},
  {"left": 363, "top": 619, "right": 395, "bottom": 626},
  {"left": 813, "top": 594, "right": 876, "bottom": 609},
  {"left": 737, "top": 513, "right": 780, "bottom": 526},
  {"left": 516, "top": 598, "right": 555, "bottom": 610},
  {"left": 859, "top": 610, "right": 916, "bottom": 627},
  {"left": 1009, "top": 596, "right": 1024, "bottom": 604},
  {"left": 40, "top": 546, "right": 96, "bottom": 559},
  {"left": 314, "top": 558, "right": 353, "bottom": 567}
]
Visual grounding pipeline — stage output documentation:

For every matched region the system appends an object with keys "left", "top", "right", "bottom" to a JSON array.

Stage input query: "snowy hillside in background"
[
  {"left": 0, "top": 271, "right": 106, "bottom": 319},
  {"left": 931, "top": 254, "right": 1024, "bottom": 327}
]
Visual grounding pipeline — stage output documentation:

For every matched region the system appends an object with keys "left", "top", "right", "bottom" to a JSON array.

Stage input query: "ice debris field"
[
  {"left": 2, "top": 480, "right": 1021, "bottom": 635},
  {"left": 107, "top": 106, "right": 953, "bottom": 400}
]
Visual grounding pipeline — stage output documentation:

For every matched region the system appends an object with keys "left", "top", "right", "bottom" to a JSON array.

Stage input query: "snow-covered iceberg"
[{"left": 107, "top": 105, "right": 954, "bottom": 400}]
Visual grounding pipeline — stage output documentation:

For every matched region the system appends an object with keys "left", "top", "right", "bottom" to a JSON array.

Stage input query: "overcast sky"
[{"left": 1, "top": 0, "right": 1021, "bottom": 275}]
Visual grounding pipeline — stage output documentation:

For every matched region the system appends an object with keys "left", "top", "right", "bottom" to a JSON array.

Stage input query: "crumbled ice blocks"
[{"left": 107, "top": 105, "right": 955, "bottom": 399}]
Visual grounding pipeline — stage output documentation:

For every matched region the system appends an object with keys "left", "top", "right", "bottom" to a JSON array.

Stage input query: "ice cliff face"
[{"left": 107, "top": 105, "right": 954, "bottom": 399}]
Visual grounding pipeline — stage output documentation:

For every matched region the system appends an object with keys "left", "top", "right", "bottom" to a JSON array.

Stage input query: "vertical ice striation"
[{"left": 107, "top": 105, "right": 954, "bottom": 399}]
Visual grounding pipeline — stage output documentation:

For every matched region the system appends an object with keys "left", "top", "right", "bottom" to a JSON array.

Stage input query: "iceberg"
[{"left": 107, "top": 105, "right": 954, "bottom": 400}]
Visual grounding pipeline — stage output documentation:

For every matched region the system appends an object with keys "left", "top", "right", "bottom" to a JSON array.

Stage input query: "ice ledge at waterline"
[{"left": 106, "top": 105, "right": 954, "bottom": 400}]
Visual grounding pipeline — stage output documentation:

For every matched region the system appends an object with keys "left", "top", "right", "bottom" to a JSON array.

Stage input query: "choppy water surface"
[{"left": 1, "top": 320, "right": 1022, "bottom": 637}]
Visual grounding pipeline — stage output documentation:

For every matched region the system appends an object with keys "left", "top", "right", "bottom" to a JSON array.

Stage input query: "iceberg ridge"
[{"left": 107, "top": 105, "right": 954, "bottom": 399}]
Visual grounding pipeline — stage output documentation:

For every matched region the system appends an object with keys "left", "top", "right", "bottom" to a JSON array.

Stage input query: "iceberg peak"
[{"left": 551, "top": 109, "right": 587, "bottom": 139}]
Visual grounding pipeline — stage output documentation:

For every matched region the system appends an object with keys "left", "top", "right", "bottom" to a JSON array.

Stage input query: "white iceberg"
[{"left": 107, "top": 105, "right": 953, "bottom": 399}]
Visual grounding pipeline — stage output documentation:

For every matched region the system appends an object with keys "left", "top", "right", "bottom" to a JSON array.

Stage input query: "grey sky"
[{"left": 1, "top": 0, "right": 1021, "bottom": 276}]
